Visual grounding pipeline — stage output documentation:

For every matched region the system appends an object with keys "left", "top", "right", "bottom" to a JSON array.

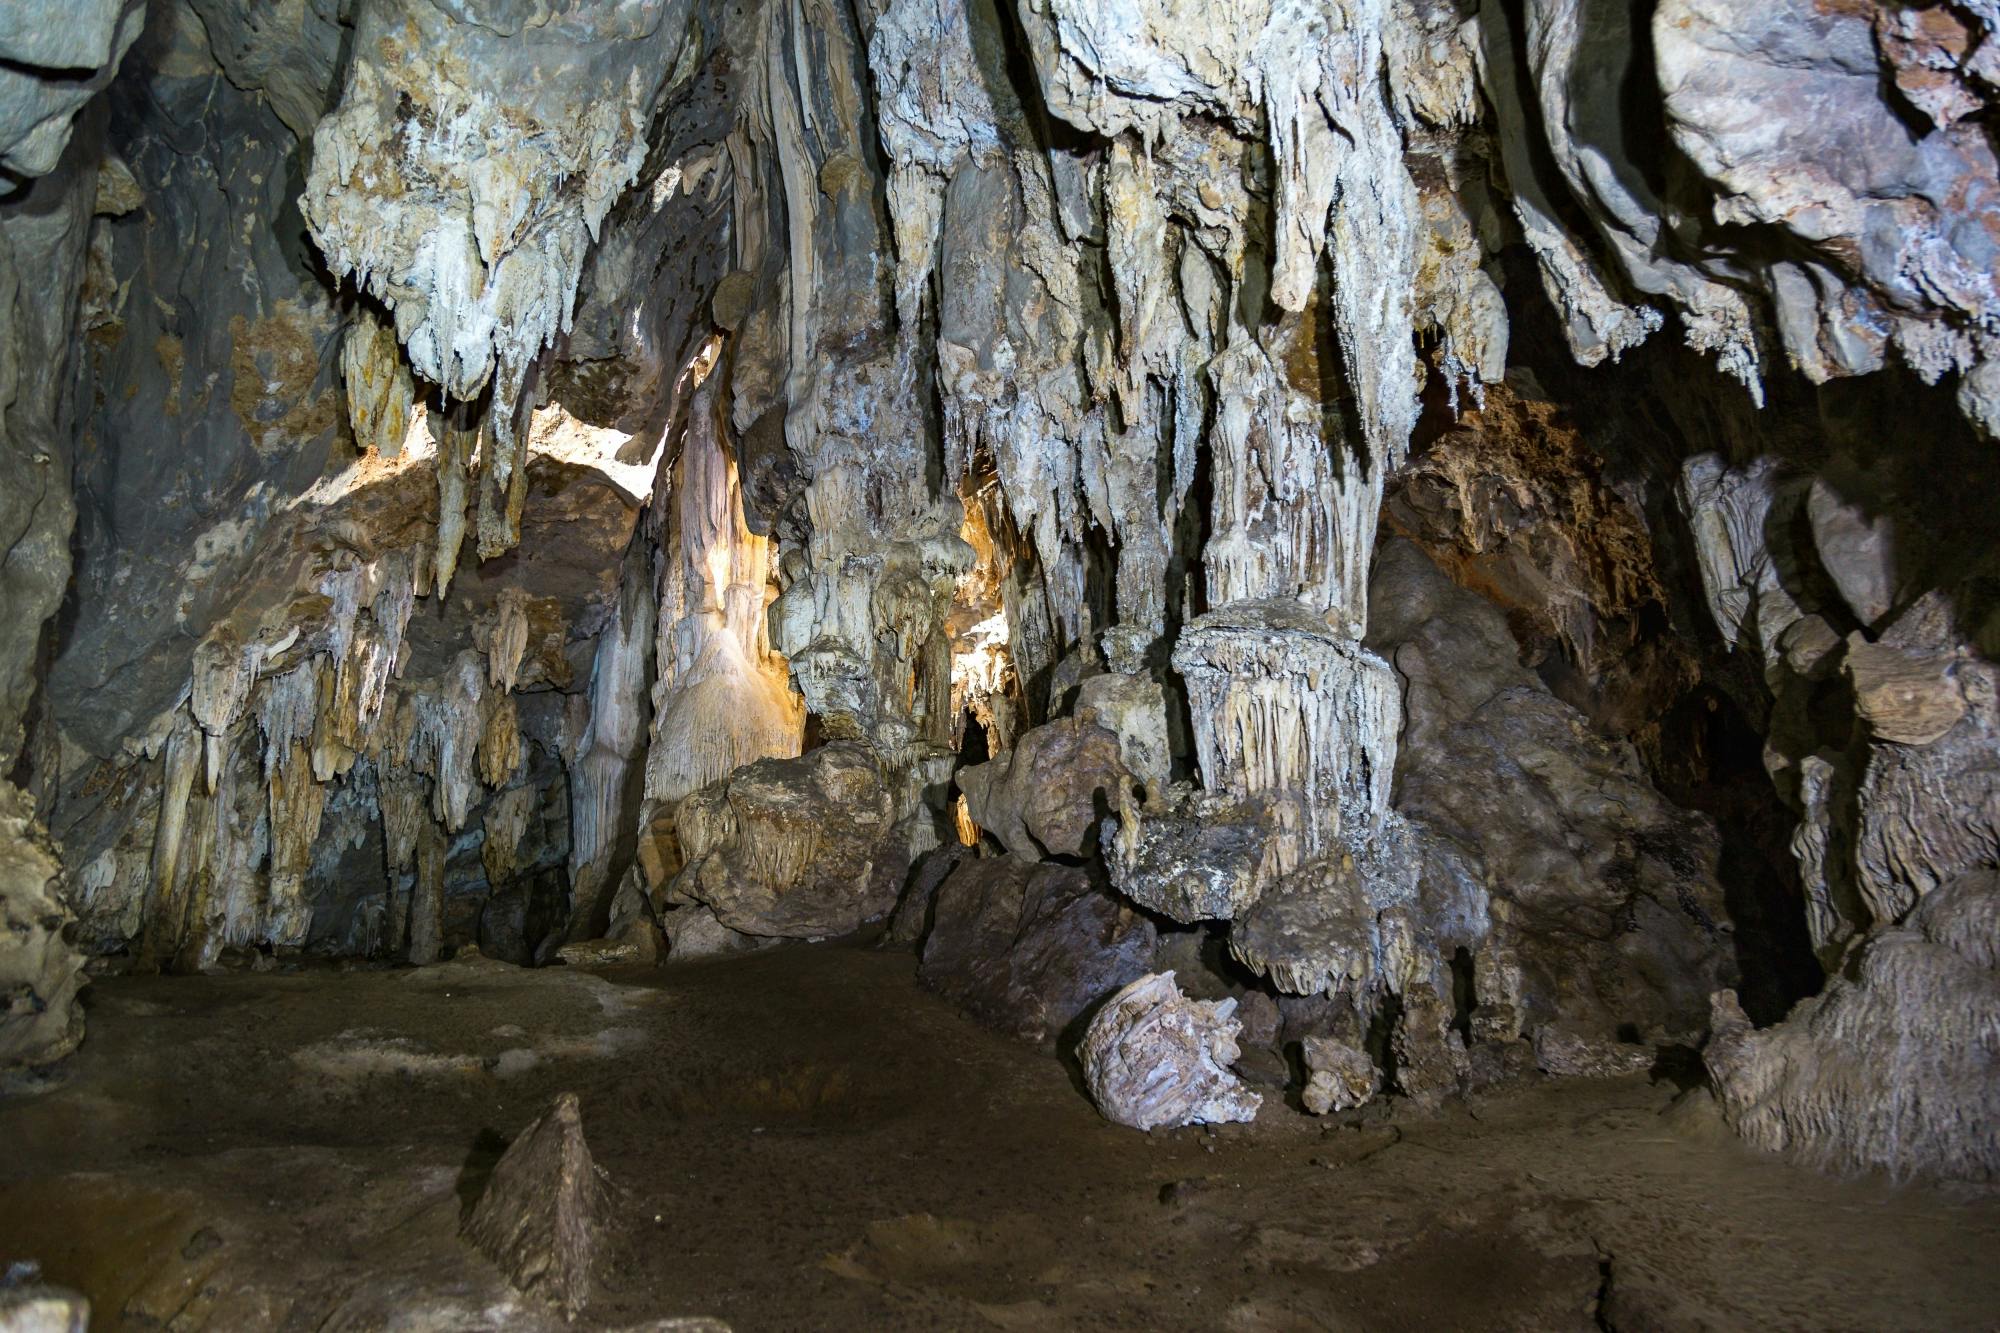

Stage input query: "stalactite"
[
  {"left": 300, "top": 0, "right": 691, "bottom": 563},
  {"left": 190, "top": 631, "right": 261, "bottom": 793},
  {"left": 413, "top": 650, "right": 486, "bottom": 833},
  {"left": 478, "top": 691, "right": 522, "bottom": 791},
  {"left": 487, "top": 588, "right": 531, "bottom": 694},
  {"left": 340, "top": 304, "right": 416, "bottom": 459},
  {"left": 266, "top": 739, "right": 326, "bottom": 948},
  {"left": 1203, "top": 340, "right": 1388, "bottom": 637},
  {"left": 379, "top": 768, "right": 426, "bottom": 959},
  {"left": 645, "top": 377, "right": 801, "bottom": 814},
  {"left": 481, "top": 783, "right": 537, "bottom": 889},
  {"left": 430, "top": 397, "right": 478, "bottom": 598}
]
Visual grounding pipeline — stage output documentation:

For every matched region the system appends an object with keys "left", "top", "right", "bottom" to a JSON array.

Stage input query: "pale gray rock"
[
  {"left": 1706, "top": 871, "right": 2000, "bottom": 1182},
  {"left": 0, "top": 0, "right": 142, "bottom": 177},
  {"left": 0, "top": 783, "right": 83, "bottom": 1068},
  {"left": 1655, "top": 0, "right": 2000, "bottom": 423},
  {"left": 1301, "top": 1036, "right": 1379, "bottom": 1115},
  {"left": 1079, "top": 971, "right": 1262, "bottom": 1131}
]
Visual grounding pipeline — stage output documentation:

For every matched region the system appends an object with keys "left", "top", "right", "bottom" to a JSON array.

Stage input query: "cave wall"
[{"left": 0, "top": 0, "right": 1993, "bottom": 1180}]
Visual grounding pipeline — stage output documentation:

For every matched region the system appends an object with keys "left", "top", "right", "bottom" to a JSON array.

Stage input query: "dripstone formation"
[{"left": 0, "top": 0, "right": 1996, "bottom": 1183}]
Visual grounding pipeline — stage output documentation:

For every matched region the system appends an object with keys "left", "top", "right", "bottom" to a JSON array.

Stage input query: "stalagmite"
[
  {"left": 408, "top": 814, "right": 447, "bottom": 966},
  {"left": 645, "top": 376, "right": 801, "bottom": 815},
  {"left": 3, "top": 0, "right": 1998, "bottom": 1239}
]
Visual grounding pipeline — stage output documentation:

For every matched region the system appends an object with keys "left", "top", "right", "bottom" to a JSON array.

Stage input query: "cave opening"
[{"left": 1, "top": 0, "right": 1997, "bottom": 1326}]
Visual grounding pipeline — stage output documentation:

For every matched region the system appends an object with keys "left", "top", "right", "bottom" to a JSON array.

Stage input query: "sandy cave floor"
[{"left": 1, "top": 941, "right": 1996, "bottom": 1331}]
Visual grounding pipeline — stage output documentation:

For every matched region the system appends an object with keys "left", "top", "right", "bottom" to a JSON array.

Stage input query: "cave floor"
[{"left": 1, "top": 943, "right": 1995, "bottom": 1332}]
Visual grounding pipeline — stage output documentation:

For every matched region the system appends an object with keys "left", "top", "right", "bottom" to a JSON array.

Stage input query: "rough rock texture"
[
  {"left": 1678, "top": 434, "right": 2000, "bottom": 1178},
  {"left": 1301, "top": 1036, "right": 1378, "bottom": 1115},
  {"left": 303, "top": 0, "right": 697, "bottom": 568},
  {"left": 0, "top": 0, "right": 1993, "bottom": 1185},
  {"left": 1366, "top": 539, "right": 1734, "bottom": 1049},
  {"left": 1108, "top": 789, "right": 1285, "bottom": 926},
  {"left": 917, "top": 856, "right": 1156, "bottom": 1046},
  {"left": 669, "top": 742, "right": 896, "bottom": 938},
  {"left": 1384, "top": 380, "right": 1695, "bottom": 739},
  {"left": 0, "top": 0, "right": 142, "bottom": 177},
  {"left": 462, "top": 1091, "right": 609, "bottom": 1320},
  {"left": 1706, "top": 873, "right": 2000, "bottom": 1183},
  {"left": 1079, "top": 972, "right": 1262, "bottom": 1131},
  {"left": 0, "top": 785, "right": 84, "bottom": 1067},
  {"left": 956, "top": 718, "right": 1130, "bottom": 862}
]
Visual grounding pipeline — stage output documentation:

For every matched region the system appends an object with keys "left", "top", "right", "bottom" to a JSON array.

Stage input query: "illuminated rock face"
[{"left": 1, "top": 0, "right": 1996, "bottom": 1185}]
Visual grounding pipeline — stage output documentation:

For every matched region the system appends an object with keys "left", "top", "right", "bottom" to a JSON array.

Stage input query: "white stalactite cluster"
[{"left": 304, "top": 0, "right": 696, "bottom": 575}]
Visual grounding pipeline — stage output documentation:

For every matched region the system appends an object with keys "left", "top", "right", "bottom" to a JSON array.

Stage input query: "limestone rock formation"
[
  {"left": 1079, "top": 972, "right": 1262, "bottom": 1131},
  {"left": 1365, "top": 540, "right": 1734, "bottom": 1051},
  {"left": 0, "top": 0, "right": 1993, "bottom": 1190},
  {"left": 0, "top": 784, "right": 83, "bottom": 1068},
  {"left": 1108, "top": 789, "right": 1285, "bottom": 926},
  {"left": 1301, "top": 1036, "right": 1379, "bottom": 1116},
  {"left": 1678, "top": 440, "right": 2000, "bottom": 1177},
  {"left": 1706, "top": 872, "right": 2000, "bottom": 1182},
  {"left": 917, "top": 856, "right": 1156, "bottom": 1046},
  {"left": 669, "top": 742, "right": 896, "bottom": 938},
  {"left": 956, "top": 718, "right": 1130, "bottom": 862},
  {"left": 463, "top": 1092, "right": 609, "bottom": 1320}
]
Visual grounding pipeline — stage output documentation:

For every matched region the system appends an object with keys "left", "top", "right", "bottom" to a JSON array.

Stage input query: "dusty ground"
[{"left": 1, "top": 941, "right": 1995, "bottom": 1331}]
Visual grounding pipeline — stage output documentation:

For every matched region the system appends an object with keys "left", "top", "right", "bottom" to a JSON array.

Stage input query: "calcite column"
[{"left": 1172, "top": 330, "right": 1403, "bottom": 870}]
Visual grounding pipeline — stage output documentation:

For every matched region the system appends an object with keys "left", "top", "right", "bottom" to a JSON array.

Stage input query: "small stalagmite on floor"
[{"left": 462, "top": 1092, "right": 609, "bottom": 1320}]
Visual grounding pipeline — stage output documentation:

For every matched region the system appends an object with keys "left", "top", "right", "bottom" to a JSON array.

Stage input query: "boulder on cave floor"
[
  {"left": 462, "top": 1092, "right": 609, "bottom": 1320},
  {"left": 1301, "top": 1036, "right": 1379, "bottom": 1115},
  {"left": 1079, "top": 972, "right": 1262, "bottom": 1131},
  {"left": 917, "top": 855, "right": 1156, "bottom": 1046},
  {"left": 670, "top": 741, "right": 896, "bottom": 938}
]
